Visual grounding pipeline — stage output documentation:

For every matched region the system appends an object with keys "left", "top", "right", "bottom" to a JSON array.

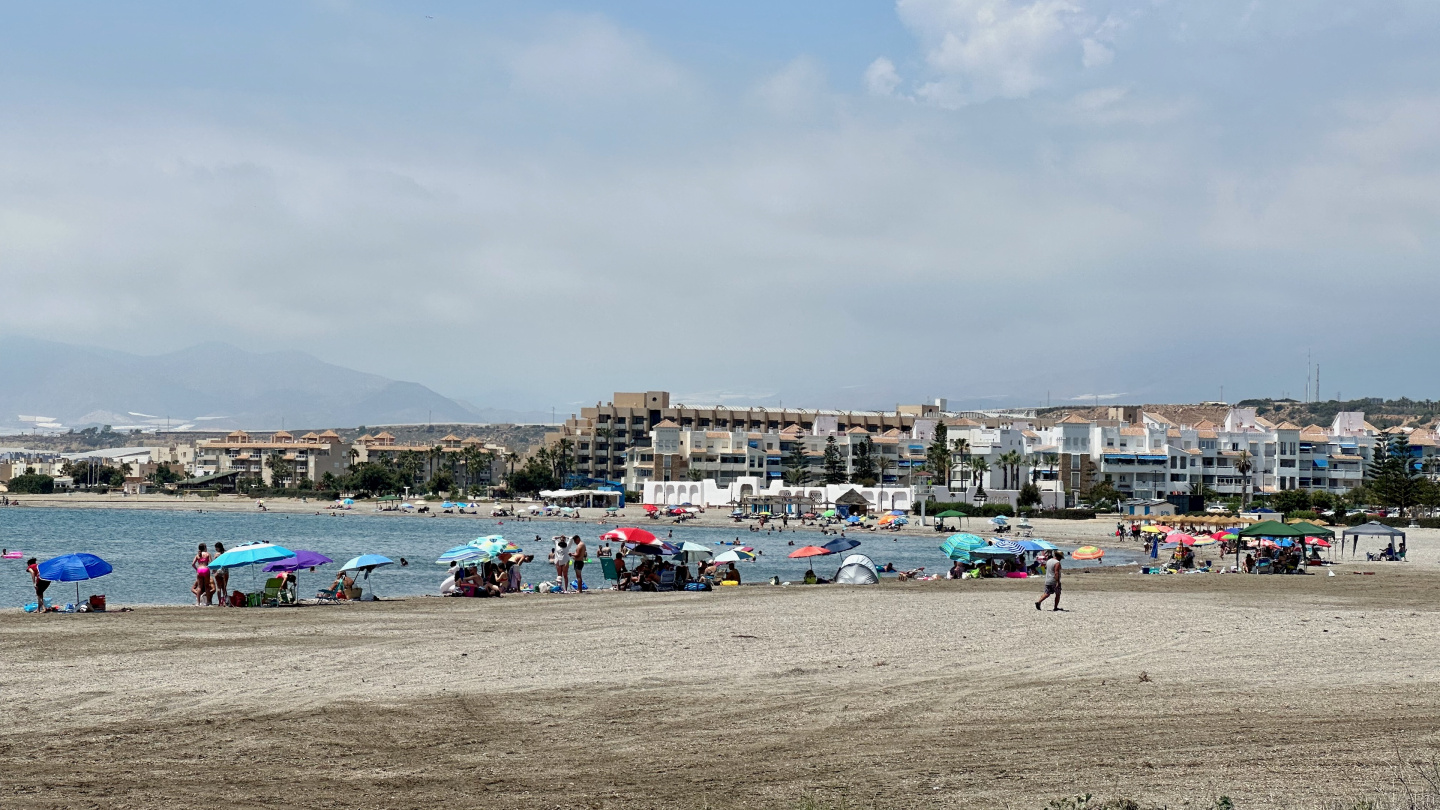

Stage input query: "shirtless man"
[
  {"left": 570, "top": 534, "right": 588, "bottom": 593},
  {"left": 1035, "top": 551, "right": 1063, "bottom": 611}
]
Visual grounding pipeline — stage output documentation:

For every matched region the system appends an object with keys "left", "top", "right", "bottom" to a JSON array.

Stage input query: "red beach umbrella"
[
  {"left": 601, "top": 527, "right": 657, "bottom": 545},
  {"left": 788, "top": 546, "right": 833, "bottom": 559}
]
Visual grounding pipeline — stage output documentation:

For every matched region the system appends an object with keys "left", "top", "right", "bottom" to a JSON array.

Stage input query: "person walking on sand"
[
  {"left": 1035, "top": 550, "right": 1064, "bottom": 611},
  {"left": 552, "top": 536, "right": 570, "bottom": 592},
  {"left": 570, "top": 535, "right": 588, "bottom": 593}
]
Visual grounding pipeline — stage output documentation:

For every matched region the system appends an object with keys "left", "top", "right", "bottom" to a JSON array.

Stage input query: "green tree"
[
  {"left": 1017, "top": 482, "right": 1042, "bottom": 508},
  {"left": 969, "top": 457, "right": 989, "bottom": 497},
  {"left": 783, "top": 444, "right": 809, "bottom": 485},
  {"left": 1271, "top": 488, "right": 1311, "bottom": 515},
  {"left": 851, "top": 438, "right": 878, "bottom": 486},
  {"left": 822, "top": 436, "right": 847, "bottom": 485},
  {"left": 265, "top": 451, "right": 294, "bottom": 489},
  {"left": 1233, "top": 450, "right": 1254, "bottom": 509},
  {"left": 427, "top": 470, "right": 455, "bottom": 495},
  {"left": 148, "top": 462, "right": 184, "bottom": 487},
  {"left": 926, "top": 422, "right": 951, "bottom": 487},
  {"left": 8, "top": 472, "right": 54, "bottom": 494},
  {"left": 1083, "top": 480, "right": 1121, "bottom": 507},
  {"left": 1368, "top": 434, "right": 1422, "bottom": 515}
]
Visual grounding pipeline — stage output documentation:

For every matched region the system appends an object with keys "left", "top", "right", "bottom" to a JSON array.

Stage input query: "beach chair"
[
  {"left": 315, "top": 584, "right": 341, "bottom": 602},
  {"left": 657, "top": 568, "right": 676, "bottom": 592},
  {"left": 599, "top": 556, "right": 619, "bottom": 587},
  {"left": 261, "top": 577, "right": 284, "bottom": 607}
]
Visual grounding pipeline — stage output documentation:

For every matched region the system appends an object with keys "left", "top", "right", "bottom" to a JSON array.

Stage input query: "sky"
[{"left": 3, "top": 1, "right": 1440, "bottom": 416}]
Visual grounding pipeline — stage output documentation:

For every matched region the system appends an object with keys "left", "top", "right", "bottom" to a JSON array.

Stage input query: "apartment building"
[
  {"left": 549, "top": 391, "right": 938, "bottom": 484},
  {"left": 621, "top": 421, "right": 930, "bottom": 490},
  {"left": 195, "top": 430, "right": 350, "bottom": 486},
  {"left": 354, "top": 432, "right": 508, "bottom": 488}
]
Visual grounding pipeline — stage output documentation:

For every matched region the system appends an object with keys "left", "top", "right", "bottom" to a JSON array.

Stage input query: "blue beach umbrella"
[
  {"left": 39, "top": 553, "right": 114, "bottom": 605},
  {"left": 210, "top": 543, "right": 296, "bottom": 570},
  {"left": 823, "top": 537, "right": 861, "bottom": 555},
  {"left": 340, "top": 554, "right": 394, "bottom": 573},
  {"left": 1017, "top": 539, "right": 1057, "bottom": 552},
  {"left": 989, "top": 539, "right": 1025, "bottom": 555},
  {"left": 436, "top": 545, "right": 485, "bottom": 565},
  {"left": 339, "top": 554, "right": 395, "bottom": 599}
]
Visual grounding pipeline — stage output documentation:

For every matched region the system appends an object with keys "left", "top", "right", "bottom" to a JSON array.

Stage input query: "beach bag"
[
  {"left": 684, "top": 582, "right": 711, "bottom": 591},
  {"left": 230, "top": 591, "right": 247, "bottom": 607}
]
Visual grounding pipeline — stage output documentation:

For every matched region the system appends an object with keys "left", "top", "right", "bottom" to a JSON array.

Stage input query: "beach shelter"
[
  {"left": 37, "top": 553, "right": 113, "bottom": 606},
  {"left": 935, "top": 509, "right": 965, "bottom": 529},
  {"left": 1341, "top": 521, "right": 1406, "bottom": 558},
  {"left": 834, "top": 554, "right": 880, "bottom": 585},
  {"left": 1237, "top": 519, "right": 1306, "bottom": 568}
]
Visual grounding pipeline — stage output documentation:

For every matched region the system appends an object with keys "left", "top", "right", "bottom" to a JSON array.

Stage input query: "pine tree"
[
  {"left": 822, "top": 436, "right": 847, "bottom": 484},
  {"left": 852, "top": 439, "right": 878, "bottom": 486}
]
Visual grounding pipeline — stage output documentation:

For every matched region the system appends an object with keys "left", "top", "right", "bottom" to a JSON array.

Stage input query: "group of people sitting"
[
  {"left": 611, "top": 556, "right": 742, "bottom": 591},
  {"left": 440, "top": 556, "right": 533, "bottom": 598}
]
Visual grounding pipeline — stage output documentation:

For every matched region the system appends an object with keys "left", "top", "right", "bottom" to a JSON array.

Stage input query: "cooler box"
[{"left": 88, "top": 594, "right": 106, "bottom": 611}]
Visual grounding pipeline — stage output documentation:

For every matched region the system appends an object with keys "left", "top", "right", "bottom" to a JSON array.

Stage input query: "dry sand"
[{"left": 4, "top": 563, "right": 1440, "bottom": 809}]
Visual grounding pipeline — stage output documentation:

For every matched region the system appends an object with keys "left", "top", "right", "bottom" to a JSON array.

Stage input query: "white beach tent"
[{"left": 834, "top": 554, "right": 880, "bottom": 585}]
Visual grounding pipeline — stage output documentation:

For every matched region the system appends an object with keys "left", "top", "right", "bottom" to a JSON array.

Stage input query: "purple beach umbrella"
[{"left": 263, "top": 550, "right": 334, "bottom": 572}]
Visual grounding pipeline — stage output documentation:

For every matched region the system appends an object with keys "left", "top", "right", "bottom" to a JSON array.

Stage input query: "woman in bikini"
[{"left": 192, "top": 543, "right": 213, "bottom": 606}]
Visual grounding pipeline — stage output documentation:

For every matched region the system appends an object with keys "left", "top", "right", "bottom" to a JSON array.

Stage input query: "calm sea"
[{"left": 0, "top": 507, "right": 1143, "bottom": 607}]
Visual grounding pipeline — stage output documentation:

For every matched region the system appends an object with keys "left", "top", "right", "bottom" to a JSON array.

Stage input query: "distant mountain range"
[{"left": 0, "top": 338, "right": 550, "bottom": 433}]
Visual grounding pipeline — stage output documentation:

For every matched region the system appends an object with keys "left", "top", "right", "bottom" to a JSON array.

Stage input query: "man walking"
[{"left": 1035, "top": 550, "right": 1064, "bottom": 611}]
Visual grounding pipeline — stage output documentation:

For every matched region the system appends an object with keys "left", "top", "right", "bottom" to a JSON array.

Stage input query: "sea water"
[{"left": 0, "top": 506, "right": 1144, "bottom": 607}]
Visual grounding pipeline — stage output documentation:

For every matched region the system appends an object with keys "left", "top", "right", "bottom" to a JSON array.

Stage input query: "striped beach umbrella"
[{"left": 1071, "top": 546, "right": 1105, "bottom": 560}]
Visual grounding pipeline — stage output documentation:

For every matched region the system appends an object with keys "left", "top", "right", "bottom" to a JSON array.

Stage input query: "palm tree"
[
  {"left": 951, "top": 437, "right": 970, "bottom": 488},
  {"left": 1234, "top": 450, "right": 1254, "bottom": 509},
  {"left": 505, "top": 451, "right": 520, "bottom": 479},
  {"left": 997, "top": 451, "right": 1021, "bottom": 490},
  {"left": 970, "top": 457, "right": 990, "bottom": 497}
]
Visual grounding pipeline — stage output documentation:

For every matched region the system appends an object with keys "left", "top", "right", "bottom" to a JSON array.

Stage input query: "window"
[{"left": 1071, "top": 455, "right": 1080, "bottom": 470}]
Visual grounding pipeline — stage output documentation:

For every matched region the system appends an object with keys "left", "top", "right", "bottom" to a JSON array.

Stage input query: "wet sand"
[{"left": 3, "top": 563, "right": 1438, "bottom": 809}]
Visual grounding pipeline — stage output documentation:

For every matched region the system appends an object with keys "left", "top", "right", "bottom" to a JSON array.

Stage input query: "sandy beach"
[{"left": 3, "top": 560, "right": 1439, "bottom": 809}]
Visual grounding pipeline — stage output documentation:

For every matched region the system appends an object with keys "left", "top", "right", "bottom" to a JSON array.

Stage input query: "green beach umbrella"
[{"left": 940, "top": 533, "right": 986, "bottom": 560}]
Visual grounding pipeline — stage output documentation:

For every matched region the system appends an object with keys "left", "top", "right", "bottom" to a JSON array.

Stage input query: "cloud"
[
  {"left": 896, "top": 0, "right": 1095, "bottom": 105},
  {"left": 753, "top": 57, "right": 830, "bottom": 117},
  {"left": 864, "top": 57, "right": 902, "bottom": 96},
  {"left": 1081, "top": 37, "right": 1113, "bottom": 68},
  {"left": 504, "top": 14, "right": 689, "bottom": 102}
]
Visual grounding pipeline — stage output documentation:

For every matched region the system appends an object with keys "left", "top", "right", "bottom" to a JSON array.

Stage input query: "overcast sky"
[{"left": 3, "top": 1, "right": 1439, "bottom": 415}]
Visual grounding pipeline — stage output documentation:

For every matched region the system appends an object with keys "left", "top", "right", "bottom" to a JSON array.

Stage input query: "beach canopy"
[
  {"left": 210, "top": 543, "right": 296, "bottom": 570},
  {"left": 600, "top": 527, "right": 657, "bottom": 545},
  {"left": 935, "top": 510, "right": 966, "bottom": 518},
  {"left": 1238, "top": 520, "right": 1306, "bottom": 538},
  {"left": 1341, "top": 521, "right": 1406, "bottom": 538},
  {"left": 38, "top": 553, "right": 112, "bottom": 583},
  {"left": 263, "top": 550, "right": 333, "bottom": 572},
  {"left": 834, "top": 554, "right": 880, "bottom": 585},
  {"left": 789, "top": 545, "right": 833, "bottom": 559},
  {"left": 339, "top": 554, "right": 394, "bottom": 573},
  {"left": 1071, "top": 546, "right": 1105, "bottom": 560}
]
